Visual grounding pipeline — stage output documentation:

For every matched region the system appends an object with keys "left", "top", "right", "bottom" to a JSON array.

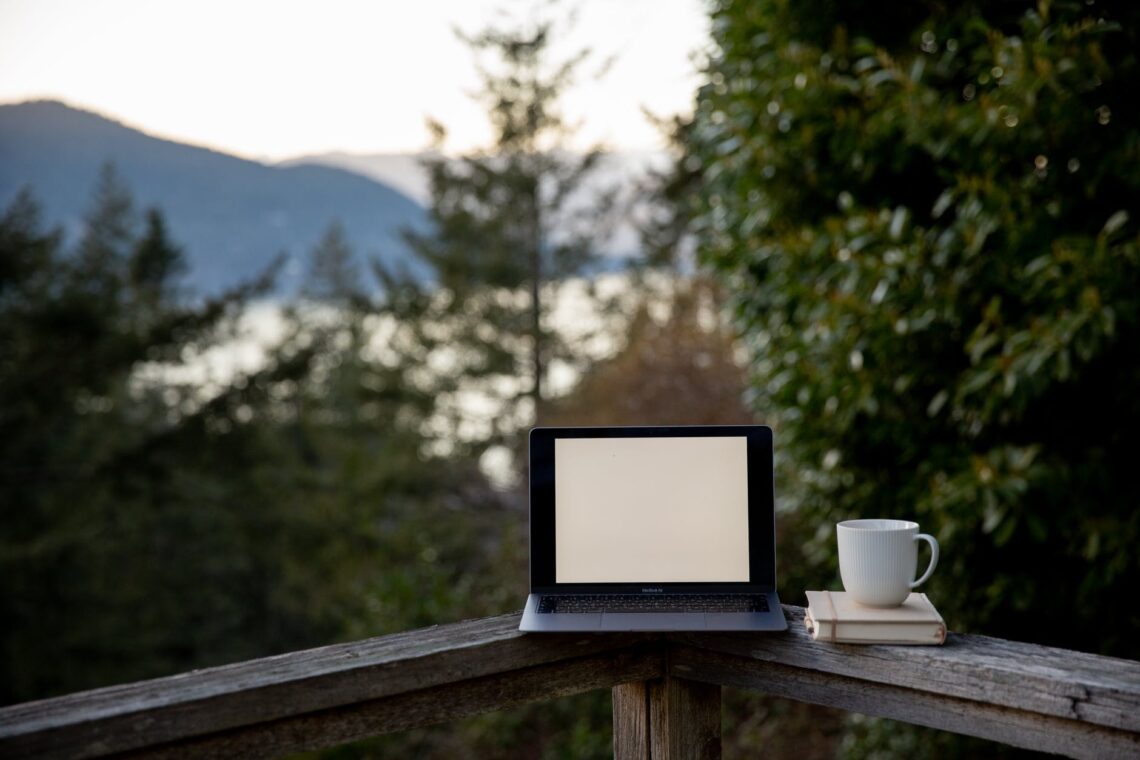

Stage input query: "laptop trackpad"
[{"left": 599, "top": 612, "right": 707, "bottom": 631}]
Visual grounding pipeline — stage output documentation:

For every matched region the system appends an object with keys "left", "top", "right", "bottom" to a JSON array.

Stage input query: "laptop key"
[{"left": 537, "top": 594, "right": 769, "bottom": 614}]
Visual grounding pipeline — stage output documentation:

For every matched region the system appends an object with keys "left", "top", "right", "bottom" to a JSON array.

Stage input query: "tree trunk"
[{"left": 528, "top": 176, "right": 543, "bottom": 417}]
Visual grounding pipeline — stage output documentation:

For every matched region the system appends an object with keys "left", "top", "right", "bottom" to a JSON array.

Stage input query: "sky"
[{"left": 0, "top": 0, "right": 709, "bottom": 161}]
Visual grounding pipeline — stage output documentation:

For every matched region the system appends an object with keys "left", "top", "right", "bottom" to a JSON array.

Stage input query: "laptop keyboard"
[{"left": 537, "top": 594, "right": 769, "bottom": 614}]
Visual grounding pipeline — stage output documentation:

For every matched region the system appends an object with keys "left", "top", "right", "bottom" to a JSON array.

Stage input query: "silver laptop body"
[{"left": 519, "top": 425, "right": 788, "bottom": 632}]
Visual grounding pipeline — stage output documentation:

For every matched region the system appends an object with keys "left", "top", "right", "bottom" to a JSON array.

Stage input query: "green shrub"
[{"left": 691, "top": 0, "right": 1140, "bottom": 658}]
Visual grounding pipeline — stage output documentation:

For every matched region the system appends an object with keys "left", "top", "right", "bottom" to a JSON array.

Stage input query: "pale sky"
[{"left": 0, "top": 0, "right": 709, "bottom": 161}]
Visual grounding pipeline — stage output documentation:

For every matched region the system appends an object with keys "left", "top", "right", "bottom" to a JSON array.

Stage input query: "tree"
[
  {"left": 544, "top": 110, "right": 755, "bottom": 430},
  {"left": 383, "top": 13, "right": 618, "bottom": 458},
  {"left": 689, "top": 0, "right": 1140, "bottom": 753},
  {"left": 0, "top": 171, "right": 492, "bottom": 705},
  {"left": 543, "top": 281, "right": 755, "bottom": 427},
  {"left": 302, "top": 221, "right": 361, "bottom": 305},
  {"left": 1, "top": 172, "right": 537, "bottom": 746},
  {"left": 0, "top": 169, "right": 319, "bottom": 703}
]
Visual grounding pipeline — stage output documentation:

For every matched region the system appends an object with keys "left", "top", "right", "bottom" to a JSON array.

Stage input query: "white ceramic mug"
[{"left": 837, "top": 519, "right": 939, "bottom": 607}]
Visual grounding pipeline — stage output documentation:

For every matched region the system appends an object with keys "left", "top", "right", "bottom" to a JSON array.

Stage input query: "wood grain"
[
  {"left": 670, "top": 644, "right": 1140, "bottom": 760},
  {"left": 649, "top": 677, "right": 721, "bottom": 760},
  {"left": 2, "top": 606, "right": 1138, "bottom": 760},
  {"left": 125, "top": 647, "right": 664, "bottom": 760},
  {"left": 670, "top": 606, "right": 1140, "bottom": 733},
  {"left": 612, "top": 681, "right": 650, "bottom": 760},
  {"left": 613, "top": 677, "right": 721, "bottom": 760},
  {"left": 0, "top": 614, "right": 658, "bottom": 759}
]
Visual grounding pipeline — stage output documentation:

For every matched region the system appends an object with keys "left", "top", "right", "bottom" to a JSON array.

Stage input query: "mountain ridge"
[
  {"left": 0, "top": 100, "right": 427, "bottom": 294},
  {"left": 282, "top": 147, "right": 669, "bottom": 258}
]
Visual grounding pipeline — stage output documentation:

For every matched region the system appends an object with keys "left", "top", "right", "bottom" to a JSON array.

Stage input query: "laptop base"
[{"left": 519, "top": 593, "right": 788, "bottom": 632}]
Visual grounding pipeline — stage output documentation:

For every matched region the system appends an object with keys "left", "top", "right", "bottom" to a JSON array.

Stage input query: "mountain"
[
  {"left": 279, "top": 151, "right": 432, "bottom": 203},
  {"left": 281, "top": 149, "right": 672, "bottom": 257},
  {"left": 0, "top": 100, "right": 427, "bottom": 294}
]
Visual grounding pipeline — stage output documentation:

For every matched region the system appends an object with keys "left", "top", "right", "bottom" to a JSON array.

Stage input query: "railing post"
[
  {"left": 613, "top": 681, "right": 650, "bottom": 760},
  {"left": 613, "top": 678, "right": 721, "bottom": 760}
]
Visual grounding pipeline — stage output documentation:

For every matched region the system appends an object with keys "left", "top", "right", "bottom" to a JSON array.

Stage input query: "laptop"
[{"left": 519, "top": 425, "right": 788, "bottom": 632}]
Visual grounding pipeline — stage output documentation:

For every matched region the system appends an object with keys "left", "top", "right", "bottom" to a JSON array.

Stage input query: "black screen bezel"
[{"left": 528, "top": 425, "right": 776, "bottom": 594}]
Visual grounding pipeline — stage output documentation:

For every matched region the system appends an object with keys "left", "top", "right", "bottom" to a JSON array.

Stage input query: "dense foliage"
[
  {"left": 0, "top": 171, "right": 518, "bottom": 706},
  {"left": 661, "top": 13, "right": 1139, "bottom": 757},
  {"left": 693, "top": 0, "right": 1139, "bottom": 657}
]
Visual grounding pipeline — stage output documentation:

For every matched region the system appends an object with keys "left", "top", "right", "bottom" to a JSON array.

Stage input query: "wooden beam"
[
  {"left": 669, "top": 645, "right": 1140, "bottom": 760},
  {"left": 612, "top": 682, "right": 650, "bottom": 760},
  {"left": 127, "top": 647, "right": 663, "bottom": 759},
  {"left": 613, "top": 677, "right": 721, "bottom": 760},
  {"left": 649, "top": 677, "right": 721, "bottom": 760},
  {"left": 0, "top": 614, "right": 659, "bottom": 760},
  {"left": 3, "top": 607, "right": 1139, "bottom": 760},
  {"left": 669, "top": 607, "right": 1140, "bottom": 735}
]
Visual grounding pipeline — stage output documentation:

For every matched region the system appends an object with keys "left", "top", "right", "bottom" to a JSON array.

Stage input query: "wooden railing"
[{"left": 2, "top": 606, "right": 1138, "bottom": 759}]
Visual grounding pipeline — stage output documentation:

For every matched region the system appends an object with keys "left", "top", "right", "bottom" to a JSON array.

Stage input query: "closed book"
[{"left": 804, "top": 590, "right": 946, "bottom": 645}]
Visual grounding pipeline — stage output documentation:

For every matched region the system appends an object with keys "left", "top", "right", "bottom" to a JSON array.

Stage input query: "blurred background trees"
[
  {"left": 0, "top": 166, "right": 307, "bottom": 701},
  {"left": 0, "top": 171, "right": 518, "bottom": 707},
  {"left": 385, "top": 16, "right": 622, "bottom": 467}
]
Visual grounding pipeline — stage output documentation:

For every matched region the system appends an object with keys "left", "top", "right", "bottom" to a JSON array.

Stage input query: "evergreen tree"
[
  {"left": 303, "top": 221, "right": 361, "bottom": 305},
  {"left": 384, "top": 13, "right": 617, "bottom": 455},
  {"left": 73, "top": 163, "right": 134, "bottom": 299},
  {"left": 129, "top": 209, "right": 187, "bottom": 312},
  {"left": 1, "top": 172, "right": 527, "bottom": 714},
  {"left": 298, "top": 224, "right": 522, "bottom": 615},
  {"left": 0, "top": 172, "right": 311, "bottom": 703}
]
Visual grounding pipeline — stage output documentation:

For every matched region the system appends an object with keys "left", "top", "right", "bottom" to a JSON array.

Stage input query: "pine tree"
[
  {"left": 129, "top": 209, "right": 187, "bottom": 311},
  {"left": 303, "top": 221, "right": 360, "bottom": 305},
  {"left": 385, "top": 13, "right": 616, "bottom": 452},
  {"left": 72, "top": 163, "right": 135, "bottom": 298},
  {"left": 0, "top": 174, "right": 304, "bottom": 703}
]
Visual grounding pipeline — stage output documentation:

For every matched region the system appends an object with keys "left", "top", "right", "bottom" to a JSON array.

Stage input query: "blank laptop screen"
[{"left": 554, "top": 436, "right": 750, "bottom": 583}]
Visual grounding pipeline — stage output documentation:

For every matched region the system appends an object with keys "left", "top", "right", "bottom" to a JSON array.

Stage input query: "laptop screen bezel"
[{"left": 528, "top": 425, "right": 776, "bottom": 594}]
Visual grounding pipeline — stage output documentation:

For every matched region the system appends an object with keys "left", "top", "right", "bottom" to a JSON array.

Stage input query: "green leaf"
[{"left": 1102, "top": 210, "right": 1128, "bottom": 236}]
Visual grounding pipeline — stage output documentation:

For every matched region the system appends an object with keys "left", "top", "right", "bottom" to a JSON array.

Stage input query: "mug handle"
[{"left": 910, "top": 533, "right": 939, "bottom": 588}]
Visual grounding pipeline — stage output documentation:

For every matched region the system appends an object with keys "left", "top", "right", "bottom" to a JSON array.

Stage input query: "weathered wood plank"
[
  {"left": 612, "top": 677, "right": 721, "bottom": 760},
  {"left": 670, "top": 644, "right": 1140, "bottom": 760},
  {"left": 3, "top": 606, "right": 1138, "bottom": 760},
  {"left": 123, "top": 647, "right": 664, "bottom": 760},
  {"left": 0, "top": 613, "right": 657, "bottom": 760},
  {"left": 670, "top": 606, "right": 1140, "bottom": 734},
  {"left": 612, "top": 682, "right": 650, "bottom": 760},
  {"left": 649, "top": 677, "right": 721, "bottom": 760}
]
